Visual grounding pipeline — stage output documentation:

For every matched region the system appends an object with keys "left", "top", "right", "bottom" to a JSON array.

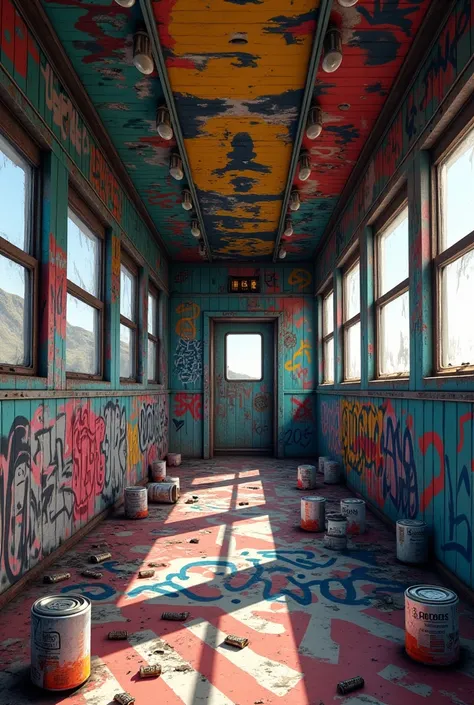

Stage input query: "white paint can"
[
  {"left": 300, "top": 496, "right": 326, "bottom": 532},
  {"left": 124, "top": 486, "right": 148, "bottom": 519},
  {"left": 148, "top": 482, "right": 178, "bottom": 504},
  {"left": 323, "top": 533, "right": 347, "bottom": 551},
  {"left": 396, "top": 519, "right": 428, "bottom": 564},
  {"left": 165, "top": 475, "right": 180, "bottom": 492},
  {"left": 324, "top": 460, "right": 341, "bottom": 484},
  {"left": 340, "top": 498, "right": 366, "bottom": 535},
  {"left": 297, "top": 464, "right": 317, "bottom": 490},
  {"left": 150, "top": 460, "right": 166, "bottom": 482},
  {"left": 327, "top": 513, "right": 347, "bottom": 537},
  {"left": 405, "top": 585, "right": 459, "bottom": 666},
  {"left": 167, "top": 452, "right": 182, "bottom": 467},
  {"left": 31, "top": 594, "right": 91, "bottom": 691},
  {"left": 318, "top": 456, "right": 329, "bottom": 474}
]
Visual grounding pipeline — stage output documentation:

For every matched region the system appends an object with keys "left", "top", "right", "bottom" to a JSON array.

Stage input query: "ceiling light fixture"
[
  {"left": 114, "top": 0, "right": 135, "bottom": 7},
  {"left": 306, "top": 105, "right": 323, "bottom": 140},
  {"left": 322, "top": 26, "right": 343, "bottom": 73},
  {"left": 289, "top": 190, "right": 301, "bottom": 211},
  {"left": 191, "top": 219, "right": 201, "bottom": 238},
  {"left": 182, "top": 189, "right": 193, "bottom": 211},
  {"left": 169, "top": 153, "right": 184, "bottom": 180},
  {"left": 229, "top": 32, "right": 248, "bottom": 45},
  {"left": 298, "top": 151, "right": 311, "bottom": 181},
  {"left": 284, "top": 218, "right": 293, "bottom": 237},
  {"left": 278, "top": 247, "right": 287, "bottom": 259},
  {"left": 156, "top": 106, "right": 173, "bottom": 140},
  {"left": 337, "top": 0, "right": 358, "bottom": 7},
  {"left": 133, "top": 31, "right": 154, "bottom": 75}
]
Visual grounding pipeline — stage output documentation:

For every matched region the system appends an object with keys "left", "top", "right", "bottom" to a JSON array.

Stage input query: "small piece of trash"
[
  {"left": 174, "top": 664, "right": 192, "bottom": 673},
  {"left": 192, "top": 495, "right": 199, "bottom": 500},
  {"left": 238, "top": 502, "right": 249, "bottom": 506},
  {"left": 185, "top": 499, "right": 198, "bottom": 504},
  {"left": 148, "top": 562, "right": 166, "bottom": 568},
  {"left": 189, "top": 538, "right": 199, "bottom": 544}
]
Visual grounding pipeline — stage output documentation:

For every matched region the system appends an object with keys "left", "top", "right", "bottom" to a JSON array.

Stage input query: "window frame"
[
  {"left": 224, "top": 332, "right": 263, "bottom": 383},
  {"left": 321, "top": 285, "right": 334, "bottom": 384},
  {"left": 342, "top": 254, "right": 361, "bottom": 381},
  {"left": 0, "top": 104, "right": 40, "bottom": 376},
  {"left": 120, "top": 249, "right": 139, "bottom": 382},
  {"left": 432, "top": 113, "right": 474, "bottom": 376},
  {"left": 374, "top": 191, "right": 410, "bottom": 379},
  {"left": 147, "top": 280, "right": 160, "bottom": 384}
]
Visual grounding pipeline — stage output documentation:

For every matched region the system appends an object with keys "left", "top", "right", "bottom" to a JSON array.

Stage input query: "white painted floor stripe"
[
  {"left": 186, "top": 618, "right": 302, "bottom": 696},
  {"left": 130, "top": 629, "right": 235, "bottom": 705},
  {"left": 83, "top": 659, "right": 124, "bottom": 703}
]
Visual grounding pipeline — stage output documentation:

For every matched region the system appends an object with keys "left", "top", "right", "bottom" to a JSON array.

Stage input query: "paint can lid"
[
  {"left": 298, "top": 465, "right": 316, "bottom": 471},
  {"left": 325, "top": 460, "right": 339, "bottom": 467},
  {"left": 32, "top": 594, "right": 91, "bottom": 617},
  {"left": 302, "top": 496, "right": 326, "bottom": 503},
  {"left": 327, "top": 513, "right": 347, "bottom": 522},
  {"left": 341, "top": 498, "right": 365, "bottom": 505},
  {"left": 397, "top": 519, "right": 427, "bottom": 528},
  {"left": 405, "top": 585, "right": 458, "bottom": 605}
]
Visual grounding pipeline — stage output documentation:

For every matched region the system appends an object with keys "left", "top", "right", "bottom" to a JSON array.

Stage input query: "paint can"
[
  {"left": 340, "top": 498, "right": 366, "bottom": 535},
  {"left": 124, "top": 487, "right": 148, "bottom": 519},
  {"left": 396, "top": 520, "right": 428, "bottom": 564},
  {"left": 318, "top": 456, "right": 329, "bottom": 474},
  {"left": 147, "top": 482, "right": 178, "bottom": 504},
  {"left": 326, "top": 513, "right": 347, "bottom": 537},
  {"left": 167, "top": 452, "right": 182, "bottom": 467},
  {"left": 164, "top": 475, "right": 180, "bottom": 492},
  {"left": 30, "top": 594, "right": 91, "bottom": 691},
  {"left": 150, "top": 460, "right": 166, "bottom": 483},
  {"left": 300, "top": 496, "right": 326, "bottom": 532},
  {"left": 324, "top": 460, "right": 341, "bottom": 484},
  {"left": 323, "top": 533, "right": 347, "bottom": 551},
  {"left": 405, "top": 585, "right": 459, "bottom": 666},
  {"left": 297, "top": 464, "right": 317, "bottom": 490}
]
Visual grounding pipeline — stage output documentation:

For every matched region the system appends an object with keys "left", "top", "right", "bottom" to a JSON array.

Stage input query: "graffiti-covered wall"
[{"left": 170, "top": 265, "right": 316, "bottom": 457}]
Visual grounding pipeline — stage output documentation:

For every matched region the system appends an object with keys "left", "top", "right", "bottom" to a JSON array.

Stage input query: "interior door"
[{"left": 213, "top": 321, "right": 274, "bottom": 453}]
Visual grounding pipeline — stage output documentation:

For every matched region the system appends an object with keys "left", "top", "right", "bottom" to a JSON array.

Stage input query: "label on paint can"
[
  {"left": 340, "top": 498, "right": 366, "bottom": 535},
  {"left": 300, "top": 496, "right": 325, "bottom": 532},
  {"left": 405, "top": 585, "right": 459, "bottom": 666},
  {"left": 323, "top": 533, "right": 347, "bottom": 551},
  {"left": 151, "top": 460, "right": 167, "bottom": 482},
  {"left": 396, "top": 520, "right": 428, "bottom": 564},
  {"left": 327, "top": 514, "right": 347, "bottom": 537},
  {"left": 124, "top": 487, "right": 148, "bottom": 519}
]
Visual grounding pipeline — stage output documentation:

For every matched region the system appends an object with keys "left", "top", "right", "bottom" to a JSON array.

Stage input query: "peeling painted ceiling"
[{"left": 41, "top": 0, "right": 431, "bottom": 262}]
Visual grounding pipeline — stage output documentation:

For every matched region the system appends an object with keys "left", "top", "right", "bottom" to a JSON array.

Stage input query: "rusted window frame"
[
  {"left": 342, "top": 253, "right": 361, "bottom": 381},
  {"left": 66, "top": 189, "right": 105, "bottom": 380},
  {"left": 147, "top": 280, "right": 160, "bottom": 384},
  {"left": 0, "top": 104, "right": 40, "bottom": 376},
  {"left": 120, "top": 250, "right": 139, "bottom": 382},
  {"left": 432, "top": 112, "right": 474, "bottom": 376},
  {"left": 374, "top": 190, "right": 410, "bottom": 379},
  {"left": 321, "top": 285, "right": 334, "bottom": 384}
]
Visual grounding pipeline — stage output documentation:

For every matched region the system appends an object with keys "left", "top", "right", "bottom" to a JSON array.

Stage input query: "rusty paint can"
[
  {"left": 323, "top": 533, "right": 347, "bottom": 551},
  {"left": 318, "top": 456, "right": 329, "bottom": 474},
  {"left": 327, "top": 513, "right": 347, "bottom": 537},
  {"left": 396, "top": 520, "right": 428, "bottom": 564},
  {"left": 114, "top": 693, "right": 135, "bottom": 705},
  {"left": 224, "top": 635, "right": 249, "bottom": 649},
  {"left": 124, "top": 486, "right": 148, "bottom": 519},
  {"left": 161, "top": 611, "right": 190, "bottom": 621},
  {"left": 300, "top": 496, "right": 326, "bottom": 532},
  {"left": 89, "top": 552, "right": 111, "bottom": 564},
  {"left": 108, "top": 630, "right": 128, "bottom": 640},
  {"left": 340, "top": 498, "right": 366, "bottom": 535},
  {"left": 150, "top": 460, "right": 167, "bottom": 482},
  {"left": 297, "top": 464, "right": 317, "bottom": 490},
  {"left": 337, "top": 676, "right": 364, "bottom": 694},
  {"left": 30, "top": 594, "right": 91, "bottom": 691},
  {"left": 148, "top": 482, "right": 178, "bottom": 504},
  {"left": 164, "top": 475, "right": 180, "bottom": 492},
  {"left": 139, "top": 664, "right": 162, "bottom": 678},
  {"left": 324, "top": 460, "right": 341, "bottom": 484},
  {"left": 81, "top": 569, "right": 103, "bottom": 580},
  {"left": 167, "top": 452, "right": 182, "bottom": 467},
  {"left": 405, "top": 585, "right": 459, "bottom": 666}
]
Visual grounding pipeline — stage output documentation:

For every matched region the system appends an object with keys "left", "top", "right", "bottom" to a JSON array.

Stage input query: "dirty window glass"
[
  {"left": 226, "top": 333, "right": 262, "bottom": 381},
  {"left": 0, "top": 133, "right": 30, "bottom": 252},
  {"left": 379, "top": 208, "right": 409, "bottom": 296},
  {"left": 441, "top": 127, "right": 474, "bottom": 250},
  {"left": 441, "top": 249, "right": 474, "bottom": 367},
  {"left": 67, "top": 210, "right": 101, "bottom": 297},
  {"left": 0, "top": 254, "right": 31, "bottom": 365}
]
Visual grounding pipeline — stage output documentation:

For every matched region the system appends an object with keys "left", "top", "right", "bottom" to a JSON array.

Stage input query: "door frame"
[{"left": 203, "top": 312, "right": 285, "bottom": 459}]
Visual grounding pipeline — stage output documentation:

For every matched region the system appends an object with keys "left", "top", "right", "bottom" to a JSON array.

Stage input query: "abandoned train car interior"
[{"left": 0, "top": 0, "right": 474, "bottom": 703}]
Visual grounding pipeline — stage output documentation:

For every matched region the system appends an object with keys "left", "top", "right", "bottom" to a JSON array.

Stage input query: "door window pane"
[
  {"left": 0, "top": 254, "right": 30, "bottom": 365},
  {"left": 344, "top": 262, "right": 360, "bottom": 319},
  {"left": 120, "top": 323, "right": 135, "bottom": 379},
  {"left": 0, "top": 133, "right": 29, "bottom": 252},
  {"left": 379, "top": 208, "right": 409, "bottom": 295},
  {"left": 441, "top": 248, "right": 474, "bottom": 367},
  {"left": 121, "top": 264, "right": 135, "bottom": 321},
  {"left": 323, "top": 291, "right": 333, "bottom": 336},
  {"left": 441, "top": 128, "right": 474, "bottom": 250},
  {"left": 148, "top": 292, "right": 157, "bottom": 335},
  {"left": 148, "top": 339, "right": 157, "bottom": 381},
  {"left": 345, "top": 322, "right": 361, "bottom": 380},
  {"left": 66, "top": 294, "right": 100, "bottom": 374},
  {"left": 67, "top": 210, "right": 101, "bottom": 297},
  {"left": 379, "top": 292, "right": 410, "bottom": 375},
  {"left": 225, "top": 333, "right": 262, "bottom": 381}
]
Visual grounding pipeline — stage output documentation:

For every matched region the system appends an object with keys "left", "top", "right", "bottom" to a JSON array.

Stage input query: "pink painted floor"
[{"left": 1, "top": 457, "right": 474, "bottom": 705}]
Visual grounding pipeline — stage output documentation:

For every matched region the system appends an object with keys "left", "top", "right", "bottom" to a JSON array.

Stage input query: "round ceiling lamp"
[
  {"left": 289, "top": 190, "right": 301, "bottom": 212},
  {"left": 191, "top": 219, "right": 201, "bottom": 238},
  {"left": 337, "top": 0, "right": 358, "bottom": 6},
  {"left": 156, "top": 106, "right": 173, "bottom": 140},
  {"left": 133, "top": 31, "right": 154, "bottom": 75},
  {"left": 298, "top": 152, "right": 311, "bottom": 181},
  {"left": 169, "top": 153, "right": 184, "bottom": 180},
  {"left": 278, "top": 247, "right": 287, "bottom": 259},
  {"left": 306, "top": 105, "right": 323, "bottom": 140},
  {"left": 182, "top": 189, "right": 193, "bottom": 211},
  {"left": 322, "top": 26, "right": 343, "bottom": 73},
  {"left": 284, "top": 218, "right": 293, "bottom": 237},
  {"left": 114, "top": 0, "right": 135, "bottom": 7}
]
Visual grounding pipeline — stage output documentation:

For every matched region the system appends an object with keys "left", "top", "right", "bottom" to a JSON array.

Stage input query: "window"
[
  {"left": 375, "top": 201, "right": 409, "bottom": 376},
  {"left": 435, "top": 124, "right": 474, "bottom": 373},
  {"left": 66, "top": 194, "right": 104, "bottom": 377},
  {"left": 120, "top": 253, "right": 138, "bottom": 380},
  {"left": 343, "top": 258, "right": 361, "bottom": 380},
  {"left": 148, "top": 283, "right": 160, "bottom": 383},
  {"left": 0, "top": 121, "right": 39, "bottom": 375},
  {"left": 225, "top": 333, "right": 262, "bottom": 381},
  {"left": 321, "top": 289, "right": 334, "bottom": 383}
]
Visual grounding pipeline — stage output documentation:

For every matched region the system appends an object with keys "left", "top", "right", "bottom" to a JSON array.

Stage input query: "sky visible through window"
[{"left": 226, "top": 333, "right": 262, "bottom": 380}]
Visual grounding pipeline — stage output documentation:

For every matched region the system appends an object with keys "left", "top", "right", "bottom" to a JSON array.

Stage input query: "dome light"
[
  {"left": 133, "top": 31, "right": 154, "bottom": 75},
  {"left": 306, "top": 105, "right": 323, "bottom": 140},
  {"left": 322, "top": 26, "right": 343, "bottom": 73},
  {"left": 182, "top": 189, "right": 193, "bottom": 211},
  {"left": 337, "top": 0, "right": 358, "bottom": 6},
  {"left": 191, "top": 219, "right": 201, "bottom": 238},
  {"left": 114, "top": 0, "right": 135, "bottom": 7},
  {"left": 284, "top": 218, "right": 293, "bottom": 237},
  {"left": 278, "top": 247, "right": 287, "bottom": 259},
  {"left": 169, "top": 153, "right": 184, "bottom": 180},
  {"left": 289, "top": 190, "right": 301, "bottom": 211},
  {"left": 298, "top": 152, "right": 311, "bottom": 181},
  {"left": 156, "top": 106, "right": 173, "bottom": 140}
]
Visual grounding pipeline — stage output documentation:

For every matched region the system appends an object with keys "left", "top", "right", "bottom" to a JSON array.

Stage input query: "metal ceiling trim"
[
  {"left": 139, "top": 0, "right": 213, "bottom": 262},
  {"left": 272, "top": 0, "right": 333, "bottom": 263}
]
